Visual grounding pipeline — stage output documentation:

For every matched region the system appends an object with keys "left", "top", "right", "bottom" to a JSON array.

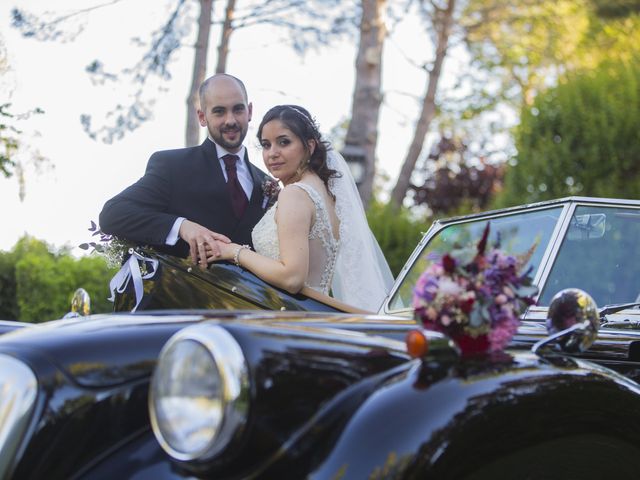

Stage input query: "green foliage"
[
  {"left": 0, "top": 103, "right": 19, "bottom": 178},
  {"left": 1, "top": 36, "right": 18, "bottom": 178},
  {"left": 497, "top": 61, "right": 640, "bottom": 206},
  {"left": 367, "top": 201, "right": 429, "bottom": 277},
  {"left": 2, "top": 236, "right": 117, "bottom": 323},
  {"left": 456, "top": 0, "right": 640, "bottom": 201},
  {"left": 0, "top": 250, "right": 18, "bottom": 320},
  {"left": 462, "top": 1, "right": 591, "bottom": 109},
  {"left": 463, "top": 1, "right": 640, "bottom": 107},
  {"left": 590, "top": 0, "right": 640, "bottom": 18}
]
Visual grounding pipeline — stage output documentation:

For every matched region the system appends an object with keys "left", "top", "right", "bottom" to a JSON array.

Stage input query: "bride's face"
[{"left": 260, "top": 120, "right": 314, "bottom": 185}]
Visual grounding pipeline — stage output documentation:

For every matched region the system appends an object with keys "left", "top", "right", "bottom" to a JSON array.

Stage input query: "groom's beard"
[{"left": 210, "top": 123, "right": 247, "bottom": 151}]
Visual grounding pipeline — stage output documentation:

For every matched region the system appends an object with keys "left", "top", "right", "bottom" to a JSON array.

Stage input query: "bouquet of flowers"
[{"left": 412, "top": 224, "right": 538, "bottom": 355}]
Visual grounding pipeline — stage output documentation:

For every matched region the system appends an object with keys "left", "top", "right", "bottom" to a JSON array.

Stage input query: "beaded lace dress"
[{"left": 251, "top": 182, "right": 339, "bottom": 295}]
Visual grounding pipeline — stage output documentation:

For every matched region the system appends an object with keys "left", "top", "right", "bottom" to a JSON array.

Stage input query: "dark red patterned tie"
[{"left": 222, "top": 154, "right": 248, "bottom": 218}]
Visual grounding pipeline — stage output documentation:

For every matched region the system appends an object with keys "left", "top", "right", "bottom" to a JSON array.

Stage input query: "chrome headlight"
[
  {"left": 149, "top": 324, "right": 249, "bottom": 462},
  {"left": 0, "top": 354, "right": 38, "bottom": 476}
]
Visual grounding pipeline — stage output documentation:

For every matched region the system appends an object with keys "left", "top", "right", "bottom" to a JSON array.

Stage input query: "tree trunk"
[
  {"left": 344, "top": 0, "right": 386, "bottom": 208},
  {"left": 185, "top": 0, "right": 213, "bottom": 147},
  {"left": 389, "top": 0, "right": 456, "bottom": 207},
  {"left": 215, "top": 0, "right": 236, "bottom": 73}
]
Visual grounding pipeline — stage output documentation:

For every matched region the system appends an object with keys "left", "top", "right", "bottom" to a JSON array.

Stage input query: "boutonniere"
[{"left": 261, "top": 176, "right": 281, "bottom": 209}]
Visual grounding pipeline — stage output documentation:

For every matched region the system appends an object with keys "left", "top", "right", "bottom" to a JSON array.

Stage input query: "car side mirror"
[
  {"left": 532, "top": 288, "right": 599, "bottom": 355},
  {"left": 566, "top": 213, "right": 606, "bottom": 241}
]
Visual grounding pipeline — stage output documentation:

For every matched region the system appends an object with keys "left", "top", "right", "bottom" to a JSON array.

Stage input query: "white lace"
[
  {"left": 251, "top": 151, "right": 393, "bottom": 311},
  {"left": 251, "top": 182, "right": 338, "bottom": 295},
  {"left": 328, "top": 150, "right": 394, "bottom": 311}
]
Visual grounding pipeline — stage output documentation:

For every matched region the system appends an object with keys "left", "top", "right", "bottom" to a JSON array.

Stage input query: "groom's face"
[{"left": 198, "top": 77, "right": 252, "bottom": 153}]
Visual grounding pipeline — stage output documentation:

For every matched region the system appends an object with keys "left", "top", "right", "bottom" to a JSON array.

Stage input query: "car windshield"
[
  {"left": 388, "top": 206, "right": 563, "bottom": 311},
  {"left": 539, "top": 205, "right": 640, "bottom": 307}
]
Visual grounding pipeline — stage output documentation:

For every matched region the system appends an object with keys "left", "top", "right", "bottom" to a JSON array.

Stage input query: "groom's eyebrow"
[{"left": 211, "top": 103, "right": 245, "bottom": 113}]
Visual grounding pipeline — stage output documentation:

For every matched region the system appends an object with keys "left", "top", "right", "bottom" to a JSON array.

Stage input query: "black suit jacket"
[{"left": 99, "top": 139, "right": 268, "bottom": 258}]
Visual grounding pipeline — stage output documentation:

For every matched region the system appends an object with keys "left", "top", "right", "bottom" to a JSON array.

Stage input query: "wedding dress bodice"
[{"left": 251, "top": 182, "right": 339, "bottom": 295}]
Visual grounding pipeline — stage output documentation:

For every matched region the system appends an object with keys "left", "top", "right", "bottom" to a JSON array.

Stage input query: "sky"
[{"left": 0, "top": 0, "right": 462, "bottom": 254}]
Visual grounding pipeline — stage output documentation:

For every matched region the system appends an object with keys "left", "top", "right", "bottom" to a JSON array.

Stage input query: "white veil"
[{"left": 327, "top": 150, "right": 394, "bottom": 311}]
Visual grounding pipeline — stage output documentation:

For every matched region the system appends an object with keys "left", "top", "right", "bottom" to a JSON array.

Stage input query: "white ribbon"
[{"left": 108, "top": 249, "right": 159, "bottom": 312}]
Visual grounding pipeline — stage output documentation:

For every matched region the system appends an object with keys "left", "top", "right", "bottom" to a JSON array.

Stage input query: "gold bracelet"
[{"left": 233, "top": 244, "right": 250, "bottom": 266}]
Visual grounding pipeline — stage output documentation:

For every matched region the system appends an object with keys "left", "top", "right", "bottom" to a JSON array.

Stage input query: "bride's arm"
[{"left": 217, "top": 186, "right": 314, "bottom": 294}]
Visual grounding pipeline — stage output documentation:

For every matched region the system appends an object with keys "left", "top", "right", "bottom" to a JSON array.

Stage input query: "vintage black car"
[{"left": 2, "top": 196, "right": 640, "bottom": 479}]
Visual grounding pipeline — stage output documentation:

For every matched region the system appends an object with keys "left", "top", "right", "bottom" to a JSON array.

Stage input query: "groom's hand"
[{"left": 179, "top": 219, "right": 231, "bottom": 268}]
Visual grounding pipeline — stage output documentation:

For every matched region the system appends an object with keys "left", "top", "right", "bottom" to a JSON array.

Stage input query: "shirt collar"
[{"left": 208, "top": 136, "right": 246, "bottom": 162}]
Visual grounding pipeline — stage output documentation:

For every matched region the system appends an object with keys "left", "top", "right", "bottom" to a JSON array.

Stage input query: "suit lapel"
[
  {"left": 242, "top": 151, "right": 264, "bottom": 204},
  {"left": 203, "top": 138, "right": 226, "bottom": 187}
]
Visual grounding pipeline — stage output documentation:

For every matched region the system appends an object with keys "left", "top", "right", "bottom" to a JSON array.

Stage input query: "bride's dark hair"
[{"left": 257, "top": 105, "right": 340, "bottom": 196}]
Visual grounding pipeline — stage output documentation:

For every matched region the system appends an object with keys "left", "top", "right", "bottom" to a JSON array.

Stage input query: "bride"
[{"left": 213, "top": 105, "right": 393, "bottom": 312}]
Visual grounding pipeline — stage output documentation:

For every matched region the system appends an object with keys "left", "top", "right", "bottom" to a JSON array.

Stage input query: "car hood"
[
  {"left": 0, "top": 320, "right": 33, "bottom": 335},
  {"left": 0, "top": 311, "right": 413, "bottom": 388}
]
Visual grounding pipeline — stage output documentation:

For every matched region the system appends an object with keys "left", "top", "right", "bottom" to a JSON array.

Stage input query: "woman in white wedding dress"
[{"left": 214, "top": 105, "right": 393, "bottom": 311}]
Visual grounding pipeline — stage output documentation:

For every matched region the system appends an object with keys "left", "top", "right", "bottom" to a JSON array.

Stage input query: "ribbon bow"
[{"left": 108, "top": 249, "right": 159, "bottom": 312}]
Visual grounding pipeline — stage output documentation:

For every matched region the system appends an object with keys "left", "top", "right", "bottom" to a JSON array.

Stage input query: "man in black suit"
[{"left": 99, "top": 74, "right": 267, "bottom": 267}]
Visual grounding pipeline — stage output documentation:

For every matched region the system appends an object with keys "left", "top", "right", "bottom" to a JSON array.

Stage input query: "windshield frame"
[
  {"left": 382, "top": 199, "right": 573, "bottom": 316},
  {"left": 382, "top": 196, "right": 640, "bottom": 317}
]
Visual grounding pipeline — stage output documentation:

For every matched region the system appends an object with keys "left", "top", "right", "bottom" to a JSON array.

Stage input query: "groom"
[{"left": 99, "top": 74, "right": 267, "bottom": 267}]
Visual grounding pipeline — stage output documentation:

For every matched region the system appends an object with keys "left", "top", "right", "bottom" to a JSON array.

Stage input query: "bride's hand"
[
  {"left": 179, "top": 219, "right": 231, "bottom": 268},
  {"left": 207, "top": 241, "right": 239, "bottom": 263}
]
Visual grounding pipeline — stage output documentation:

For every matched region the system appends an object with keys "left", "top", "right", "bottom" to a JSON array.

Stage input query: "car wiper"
[
  {"left": 599, "top": 302, "right": 640, "bottom": 318},
  {"left": 599, "top": 302, "right": 640, "bottom": 328}
]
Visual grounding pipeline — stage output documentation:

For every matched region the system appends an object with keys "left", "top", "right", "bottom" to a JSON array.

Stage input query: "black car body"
[{"left": 2, "top": 196, "right": 640, "bottom": 479}]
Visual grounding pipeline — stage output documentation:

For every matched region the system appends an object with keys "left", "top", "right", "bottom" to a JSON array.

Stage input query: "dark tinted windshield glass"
[
  {"left": 388, "top": 207, "right": 562, "bottom": 311},
  {"left": 540, "top": 205, "right": 640, "bottom": 307}
]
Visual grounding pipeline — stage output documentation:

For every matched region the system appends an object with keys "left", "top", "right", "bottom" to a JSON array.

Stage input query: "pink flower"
[
  {"left": 426, "top": 263, "right": 443, "bottom": 276},
  {"left": 411, "top": 223, "right": 539, "bottom": 356},
  {"left": 413, "top": 297, "right": 427, "bottom": 309},
  {"left": 495, "top": 294, "right": 508, "bottom": 305},
  {"left": 488, "top": 318, "right": 519, "bottom": 351},
  {"left": 439, "top": 277, "right": 463, "bottom": 296}
]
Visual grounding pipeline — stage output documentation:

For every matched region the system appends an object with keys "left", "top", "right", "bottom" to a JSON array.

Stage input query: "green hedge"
[
  {"left": 367, "top": 201, "right": 429, "bottom": 277},
  {"left": 498, "top": 61, "right": 640, "bottom": 206},
  {"left": 1, "top": 236, "right": 117, "bottom": 323}
]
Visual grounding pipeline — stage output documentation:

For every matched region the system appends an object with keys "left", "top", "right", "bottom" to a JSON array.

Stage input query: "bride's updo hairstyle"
[{"left": 257, "top": 105, "right": 341, "bottom": 197}]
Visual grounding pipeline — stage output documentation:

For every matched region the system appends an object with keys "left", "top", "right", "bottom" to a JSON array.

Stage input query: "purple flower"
[{"left": 411, "top": 223, "right": 539, "bottom": 355}]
